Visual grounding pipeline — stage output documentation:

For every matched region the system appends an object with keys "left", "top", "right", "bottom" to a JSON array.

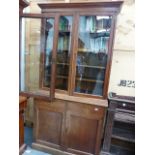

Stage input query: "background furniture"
[
  {"left": 19, "top": 96, "right": 28, "bottom": 154},
  {"left": 101, "top": 92, "right": 135, "bottom": 155}
]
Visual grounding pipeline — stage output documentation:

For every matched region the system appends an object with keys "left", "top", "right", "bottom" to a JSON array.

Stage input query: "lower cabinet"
[{"left": 33, "top": 98, "right": 106, "bottom": 155}]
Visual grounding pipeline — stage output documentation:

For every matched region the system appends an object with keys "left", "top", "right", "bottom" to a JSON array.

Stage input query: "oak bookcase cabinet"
[{"left": 19, "top": 2, "right": 123, "bottom": 155}]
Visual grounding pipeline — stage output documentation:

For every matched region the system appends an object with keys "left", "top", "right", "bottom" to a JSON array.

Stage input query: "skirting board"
[{"left": 32, "top": 143, "right": 75, "bottom": 155}]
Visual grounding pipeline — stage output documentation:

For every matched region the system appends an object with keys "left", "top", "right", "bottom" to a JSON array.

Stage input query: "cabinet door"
[
  {"left": 74, "top": 15, "right": 112, "bottom": 97},
  {"left": 66, "top": 102, "right": 105, "bottom": 155},
  {"left": 20, "top": 17, "right": 57, "bottom": 100},
  {"left": 34, "top": 99, "right": 66, "bottom": 149},
  {"left": 56, "top": 16, "right": 73, "bottom": 91}
]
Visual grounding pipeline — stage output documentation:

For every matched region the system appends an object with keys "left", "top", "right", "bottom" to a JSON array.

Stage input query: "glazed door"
[
  {"left": 73, "top": 14, "right": 113, "bottom": 97},
  {"left": 19, "top": 16, "right": 57, "bottom": 100}
]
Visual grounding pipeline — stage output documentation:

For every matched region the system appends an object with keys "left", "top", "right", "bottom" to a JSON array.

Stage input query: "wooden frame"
[
  {"left": 40, "top": 13, "right": 76, "bottom": 94},
  {"left": 37, "top": 2, "right": 123, "bottom": 99}
]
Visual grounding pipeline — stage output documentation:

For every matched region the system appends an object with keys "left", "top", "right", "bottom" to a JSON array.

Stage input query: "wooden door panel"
[
  {"left": 68, "top": 115, "right": 98, "bottom": 154},
  {"left": 66, "top": 102, "right": 105, "bottom": 154},
  {"left": 34, "top": 99, "right": 66, "bottom": 148},
  {"left": 38, "top": 109, "right": 62, "bottom": 145}
]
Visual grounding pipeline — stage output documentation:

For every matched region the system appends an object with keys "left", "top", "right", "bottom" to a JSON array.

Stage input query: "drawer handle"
[
  {"left": 122, "top": 103, "right": 126, "bottom": 107},
  {"left": 94, "top": 108, "right": 99, "bottom": 111}
]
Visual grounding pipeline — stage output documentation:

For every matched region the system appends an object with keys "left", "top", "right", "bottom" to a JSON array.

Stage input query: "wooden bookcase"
[{"left": 19, "top": 2, "right": 123, "bottom": 155}]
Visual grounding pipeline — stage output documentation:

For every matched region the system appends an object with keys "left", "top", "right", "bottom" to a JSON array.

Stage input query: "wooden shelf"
[
  {"left": 89, "top": 31, "right": 110, "bottom": 38},
  {"left": 57, "top": 62, "right": 69, "bottom": 65},
  {"left": 59, "top": 31, "right": 71, "bottom": 36},
  {"left": 57, "top": 75, "right": 68, "bottom": 79},
  {"left": 112, "top": 135, "right": 135, "bottom": 143},
  {"left": 76, "top": 77, "right": 103, "bottom": 83},
  {"left": 76, "top": 64, "right": 105, "bottom": 69},
  {"left": 114, "top": 112, "right": 135, "bottom": 124},
  {"left": 57, "top": 49, "right": 69, "bottom": 52},
  {"left": 78, "top": 49, "right": 107, "bottom": 54},
  {"left": 56, "top": 75, "right": 103, "bottom": 83}
]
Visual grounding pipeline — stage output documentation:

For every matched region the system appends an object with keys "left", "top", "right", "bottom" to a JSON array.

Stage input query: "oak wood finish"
[
  {"left": 33, "top": 98, "right": 106, "bottom": 155},
  {"left": 55, "top": 93, "right": 108, "bottom": 107},
  {"left": 66, "top": 102, "right": 105, "bottom": 155},
  {"left": 38, "top": 2, "right": 122, "bottom": 10},
  {"left": 34, "top": 99, "right": 66, "bottom": 150}
]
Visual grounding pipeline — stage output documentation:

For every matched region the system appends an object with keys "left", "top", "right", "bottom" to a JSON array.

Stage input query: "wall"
[{"left": 109, "top": 0, "right": 135, "bottom": 96}]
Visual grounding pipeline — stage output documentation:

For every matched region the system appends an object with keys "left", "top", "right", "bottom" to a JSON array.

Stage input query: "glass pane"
[
  {"left": 56, "top": 16, "right": 73, "bottom": 90},
  {"left": 20, "top": 18, "right": 54, "bottom": 97},
  {"left": 43, "top": 18, "right": 55, "bottom": 87},
  {"left": 75, "top": 15, "right": 112, "bottom": 96}
]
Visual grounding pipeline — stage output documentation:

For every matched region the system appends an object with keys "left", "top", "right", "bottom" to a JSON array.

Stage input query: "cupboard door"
[
  {"left": 34, "top": 99, "right": 66, "bottom": 149},
  {"left": 66, "top": 102, "right": 105, "bottom": 155},
  {"left": 20, "top": 17, "right": 57, "bottom": 100},
  {"left": 56, "top": 16, "right": 73, "bottom": 91},
  {"left": 74, "top": 15, "right": 112, "bottom": 96}
]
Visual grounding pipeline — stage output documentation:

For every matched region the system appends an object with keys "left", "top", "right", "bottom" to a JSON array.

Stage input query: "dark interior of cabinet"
[
  {"left": 110, "top": 144, "right": 135, "bottom": 155},
  {"left": 110, "top": 121, "right": 135, "bottom": 155},
  {"left": 112, "top": 121, "right": 135, "bottom": 143}
]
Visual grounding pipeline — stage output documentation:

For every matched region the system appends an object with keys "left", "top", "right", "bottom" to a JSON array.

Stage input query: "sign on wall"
[{"left": 118, "top": 80, "right": 135, "bottom": 88}]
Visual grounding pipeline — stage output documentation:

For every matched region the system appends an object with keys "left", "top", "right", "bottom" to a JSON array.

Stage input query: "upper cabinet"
[{"left": 19, "top": 2, "right": 123, "bottom": 100}]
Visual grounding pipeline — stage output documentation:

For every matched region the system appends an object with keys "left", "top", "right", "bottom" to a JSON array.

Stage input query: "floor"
[
  {"left": 23, "top": 147, "right": 51, "bottom": 155},
  {"left": 23, "top": 126, "right": 134, "bottom": 155},
  {"left": 23, "top": 127, "right": 52, "bottom": 155},
  {"left": 24, "top": 126, "right": 33, "bottom": 147}
]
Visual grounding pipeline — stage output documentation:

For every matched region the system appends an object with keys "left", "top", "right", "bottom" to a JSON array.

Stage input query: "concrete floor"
[{"left": 23, "top": 147, "right": 51, "bottom": 155}]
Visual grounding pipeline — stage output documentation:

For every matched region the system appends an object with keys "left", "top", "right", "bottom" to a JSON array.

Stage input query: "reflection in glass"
[
  {"left": 43, "top": 18, "right": 55, "bottom": 87},
  {"left": 75, "top": 15, "right": 112, "bottom": 96},
  {"left": 56, "top": 16, "right": 73, "bottom": 90},
  {"left": 20, "top": 18, "right": 54, "bottom": 96}
]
